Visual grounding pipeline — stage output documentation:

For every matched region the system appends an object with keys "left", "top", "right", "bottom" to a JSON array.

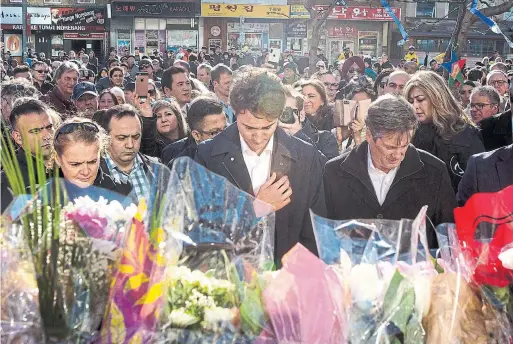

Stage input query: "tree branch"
[{"left": 480, "top": 0, "right": 513, "bottom": 17}]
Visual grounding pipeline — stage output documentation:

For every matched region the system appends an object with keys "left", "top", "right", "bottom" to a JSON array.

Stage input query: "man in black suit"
[
  {"left": 162, "top": 96, "right": 227, "bottom": 165},
  {"left": 324, "top": 95, "right": 456, "bottom": 247},
  {"left": 457, "top": 144, "right": 513, "bottom": 206},
  {"left": 480, "top": 81, "right": 513, "bottom": 151},
  {"left": 195, "top": 68, "right": 326, "bottom": 265}
]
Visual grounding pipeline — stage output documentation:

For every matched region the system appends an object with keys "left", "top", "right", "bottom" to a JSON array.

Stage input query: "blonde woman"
[{"left": 404, "top": 71, "right": 485, "bottom": 193}]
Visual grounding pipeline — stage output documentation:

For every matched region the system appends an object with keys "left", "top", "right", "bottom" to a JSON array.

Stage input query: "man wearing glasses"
[
  {"left": 486, "top": 70, "right": 510, "bottom": 112},
  {"left": 469, "top": 86, "right": 500, "bottom": 124},
  {"left": 162, "top": 96, "right": 227, "bottom": 165}
]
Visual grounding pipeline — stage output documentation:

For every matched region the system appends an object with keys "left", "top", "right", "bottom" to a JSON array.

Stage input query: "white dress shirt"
[
  {"left": 240, "top": 134, "right": 274, "bottom": 194},
  {"left": 367, "top": 146, "right": 399, "bottom": 206}
]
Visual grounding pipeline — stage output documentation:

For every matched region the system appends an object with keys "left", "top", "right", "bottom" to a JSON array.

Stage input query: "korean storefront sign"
[
  {"left": 285, "top": 22, "right": 307, "bottom": 38},
  {"left": 327, "top": 24, "right": 356, "bottom": 38},
  {"left": 1, "top": 7, "right": 23, "bottom": 25},
  {"left": 202, "top": 4, "right": 290, "bottom": 18},
  {"left": 227, "top": 23, "right": 269, "bottom": 33},
  {"left": 113, "top": 2, "right": 195, "bottom": 17},
  {"left": 290, "top": 5, "right": 401, "bottom": 21}
]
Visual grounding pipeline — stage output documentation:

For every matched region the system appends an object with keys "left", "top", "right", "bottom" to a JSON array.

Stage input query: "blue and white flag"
[
  {"left": 470, "top": 0, "right": 513, "bottom": 48},
  {"left": 381, "top": 0, "right": 408, "bottom": 46}
]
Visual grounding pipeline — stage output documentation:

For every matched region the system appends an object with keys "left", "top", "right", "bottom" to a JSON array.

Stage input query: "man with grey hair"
[
  {"left": 81, "top": 53, "right": 98, "bottom": 75},
  {"left": 324, "top": 94, "right": 456, "bottom": 247},
  {"left": 469, "top": 86, "right": 500, "bottom": 124},
  {"left": 41, "top": 61, "right": 79, "bottom": 118},
  {"left": 486, "top": 70, "right": 510, "bottom": 112}
]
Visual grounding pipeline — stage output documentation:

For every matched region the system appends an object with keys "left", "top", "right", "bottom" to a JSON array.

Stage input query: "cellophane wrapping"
[
  {"left": 311, "top": 207, "right": 433, "bottom": 344},
  {"left": 101, "top": 157, "right": 275, "bottom": 343},
  {"left": 435, "top": 185, "right": 513, "bottom": 344},
  {"left": 2, "top": 180, "right": 136, "bottom": 343},
  {"left": 1, "top": 212, "right": 44, "bottom": 344}
]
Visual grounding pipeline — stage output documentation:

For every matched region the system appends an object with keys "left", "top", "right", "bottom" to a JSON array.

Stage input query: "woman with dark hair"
[
  {"left": 51, "top": 117, "right": 132, "bottom": 200},
  {"left": 374, "top": 68, "right": 394, "bottom": 96},
  {"left": 99, "top": 90, "right": 119, "bottom": 110},
  {"left": 97, "top": 68, "right": 108, "bottom": 82},
  {"left": 138, "top": 99, "right": 188, "bottom": 158},
  {"left": 109, "top": 66, "right": 125, "bottom": 88},
  {"left": 300, "top": 79, "right": 334, "bottom": 131},
  {"left": 335, "top": 76, "right": 377, "bottom": 150}
]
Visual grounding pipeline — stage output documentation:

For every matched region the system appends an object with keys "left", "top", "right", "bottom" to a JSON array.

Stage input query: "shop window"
[
  {"left": 448, "top": 3, "right": 460, "bottom": 19},
  {"left": 466, "top": 39, "right": 495, "bottom": 56},
  {"left": 146, "top": 19, "right": 159, "bottom": 30},
  {"left": 416, "top": 2, "right": 436, "bottom": 18}
]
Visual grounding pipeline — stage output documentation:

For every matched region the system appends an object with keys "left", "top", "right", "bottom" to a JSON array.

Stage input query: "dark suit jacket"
[
  {"left": 480, "top": 110, "right": 513, "bottom": 151},
  {"left": 324, "top": 142, "right": 456, "bottom": 248},
  {"left": 162, "top": 136, "right": 197, "bottom": 166},
  {"left": 457, "top": 144, "right": 513, "bottom": 206},
  {"left": 195, "top": 124, "right": 327, "bottom": 265}
]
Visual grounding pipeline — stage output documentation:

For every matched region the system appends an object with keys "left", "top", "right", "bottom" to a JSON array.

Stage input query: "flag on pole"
[{"left": 449, "top": 59, "right": 466, "bottom": 87}]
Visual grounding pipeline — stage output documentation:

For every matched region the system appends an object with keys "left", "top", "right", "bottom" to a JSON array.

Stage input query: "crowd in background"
[{"left": 1, "top": 42, "right": 512, "bottom": 262}]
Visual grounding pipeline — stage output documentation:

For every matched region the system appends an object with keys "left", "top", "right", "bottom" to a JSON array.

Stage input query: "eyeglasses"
[
  {"left": 324, "top": 82, "right": 339, "bottom": 89},
  {"left": 489, "top": 80, "right": 508, "bottom": 86},
  {"left": 197, "top": 127, "right": 225, "bottom": 137},
  {"left": 470, "top": 102, "right": 493, "bottom": 110},
  {"left": 33, "top": 69, "right": 48, "bottom": 74},
  {"left": 55, "top": 122, "right": 99, "bottom": 140},
  {"left": 348, "top": 68, "right": 362, "bottom": 74}
]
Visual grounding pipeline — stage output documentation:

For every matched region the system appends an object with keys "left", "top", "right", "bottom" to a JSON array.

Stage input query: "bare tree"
[
  {"left": 447, "top": 0, "right": 513, "bottom": 57},
  {"left": 304, "top": 1, "right": 334, "bottom": 72}
]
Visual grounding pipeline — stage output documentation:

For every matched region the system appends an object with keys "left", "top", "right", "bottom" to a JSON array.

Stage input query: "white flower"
[
  {"left": 349, "top": 263, "right": 382, "bottom": 313},
  {"left": 499, "top": 247, "right": 513, "bottom": 270},
  {"left": 168, "top": 308, "right": 199, "bottom": 327},
  {"left": 202, "top": 306, "right": 234, "bottom": 331}
]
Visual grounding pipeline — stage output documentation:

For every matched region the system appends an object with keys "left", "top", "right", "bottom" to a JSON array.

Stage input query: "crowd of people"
[{"left": 1, "top": 43, "right": 512, "bottom": 263}]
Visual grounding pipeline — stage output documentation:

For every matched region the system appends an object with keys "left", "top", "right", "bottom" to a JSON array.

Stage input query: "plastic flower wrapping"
[
  {"left": 1, "top": 180, "right": 137, "bottom": 343},
  {"left": 434, "top": 185, "right": 513, "bottom": 344},
  {"left": 311, "top": 206, "right": 434, "bottom": 344},
  {"left": 100, "top": 157, "right": 276, "bottom": 343}
]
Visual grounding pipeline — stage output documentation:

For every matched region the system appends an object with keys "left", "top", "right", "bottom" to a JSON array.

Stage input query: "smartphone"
[
  {"left": 334, "top": 99, "right": 357, "bottom": 126},
  {"left": 279, "top": 107, "right": 297, "bottom": 124},
  {"left": 356, "top": 99, "right": 372, "bottom": 122},
  {"left": 135, "top": 72, "right": 149, "bottom": 103}
]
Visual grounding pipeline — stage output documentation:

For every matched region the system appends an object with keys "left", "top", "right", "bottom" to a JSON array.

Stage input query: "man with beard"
[
  {"left": 72, "top": 82, "right": 99, "bottom": 118},
  {"left": 1, "top": 98, "right": 58, "bottom": 211}
]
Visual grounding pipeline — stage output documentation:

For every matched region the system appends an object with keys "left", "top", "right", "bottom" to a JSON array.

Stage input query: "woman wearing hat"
[{"left": 405, "top": 46, "right": 419, "bottom": 65}]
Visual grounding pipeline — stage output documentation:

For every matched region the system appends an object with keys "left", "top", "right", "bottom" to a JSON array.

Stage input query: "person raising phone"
[{"left": 195, "top": 68, "right": 327, "bottom": 267}]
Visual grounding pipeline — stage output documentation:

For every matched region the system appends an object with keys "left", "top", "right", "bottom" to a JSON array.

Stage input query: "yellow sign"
[
  {"left": 201, "top": 4, "right": 290, "bottom": 18},
  {"left": 290, "top": 5, "right": 310, "bottom": 19}
]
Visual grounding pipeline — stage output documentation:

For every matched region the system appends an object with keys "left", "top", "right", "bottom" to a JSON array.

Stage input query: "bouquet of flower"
[
  {"left": 101, "top": 158, "right": 275, "bottom": 343},
  {"left": 434, "top": 185, "right": 513, "bottom": 344},
  {"left": 154, "top": 157, "right": 275, "bottom": 343},
  {"left": 3, "top": 183, "right": 136, "bottom": 343},
  {"left": 311, "top": 207, "right": 432, "bottom": 344},
  {"left": 0, "top": 215, "right": 44, "bottom": 344}
]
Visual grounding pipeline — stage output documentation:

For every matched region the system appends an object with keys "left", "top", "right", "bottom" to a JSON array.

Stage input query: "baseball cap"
[
  {"left": 139, "top": 59, "right": 153, "bottom": 69},
  {"left": 409, "top": 45, "right": 415, "bottom": 50},
  {"left": 72, "top": 82, "right": 98, "bottom": 101},
  {"left": 124, "top": 82, "right": 136, "bottom": 92}
]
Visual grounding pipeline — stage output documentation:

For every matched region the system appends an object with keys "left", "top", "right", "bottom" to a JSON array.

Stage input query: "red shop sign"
[
  {"left": 314, "top": 6, "right": 401, "bottom": 21},
  {"left": 328, "top": 26, "right": 356, "bottom": 38}
]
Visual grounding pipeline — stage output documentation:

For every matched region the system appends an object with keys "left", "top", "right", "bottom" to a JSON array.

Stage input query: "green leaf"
[{"left": 382, "top": 271, "right": 416, "bottom": 339}]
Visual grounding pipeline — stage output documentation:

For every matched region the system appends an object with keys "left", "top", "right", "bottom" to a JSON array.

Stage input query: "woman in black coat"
[{"left": 404, "top": 71, "right": 485, "bottom": 193}]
